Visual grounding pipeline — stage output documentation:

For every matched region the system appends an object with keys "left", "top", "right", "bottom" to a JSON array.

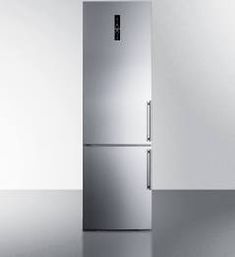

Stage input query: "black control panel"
[{"left": 114, "top": 15, "right": 120, "bottom": 41}]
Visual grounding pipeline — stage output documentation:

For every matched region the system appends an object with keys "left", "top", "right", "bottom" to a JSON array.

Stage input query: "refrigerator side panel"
[
  {"left": 83, "top": 2, "right": 152, "bottom": 144},
  {"left": 83, "top": 146, "right": 152, "bottom": 230}
]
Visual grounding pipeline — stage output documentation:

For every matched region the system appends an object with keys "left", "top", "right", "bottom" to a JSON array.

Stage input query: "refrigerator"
[{"left": 83, "top": 1, "right": 152, "bottom": 230}]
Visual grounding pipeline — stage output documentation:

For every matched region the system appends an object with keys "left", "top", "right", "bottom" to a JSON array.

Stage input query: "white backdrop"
[
  {"left": 152, "top": 0, "right": 235, "bottom": 189},
  {"left": 0, "top": 0, "right": 82, "bottom": 189},
  {"left": 0, "top": 0, "right": 235, "bottom": 189}
]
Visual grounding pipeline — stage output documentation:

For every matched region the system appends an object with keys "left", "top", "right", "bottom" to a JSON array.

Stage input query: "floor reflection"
[
  {"left": 2, "top": 190, "right": 235, "bottom": 257},
  {"left": 152, "top": 191, "right": 235, "bottom": 257},
  {"left": 0, "top": 191, "right": 82, "bottom": 257},
  {"left": 0, "top": 191, "right": 152, "bottom": 257}
]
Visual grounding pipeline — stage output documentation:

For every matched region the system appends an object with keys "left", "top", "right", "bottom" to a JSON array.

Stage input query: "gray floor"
[{"left": 1, "top": 191, "right": 235, "bottom": 257}]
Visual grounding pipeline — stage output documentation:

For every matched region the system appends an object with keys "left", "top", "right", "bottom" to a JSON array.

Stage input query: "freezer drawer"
[
  {"left": 83, "top": 146, "right": 152, "bottom": 230},
  {"left": 83, "top": 2, "right": 152, "bottom": 144}
]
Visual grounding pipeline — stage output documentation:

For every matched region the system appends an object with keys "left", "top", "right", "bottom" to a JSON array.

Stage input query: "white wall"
[
  {"left": 0, "top": 0, "right": 82, "bottom": 189},
  {"left": 153, "top": 0, "right": 235, "bottom": 189},
  {"left": 1, "top": 0, "right": 235, "bottom": 189}
]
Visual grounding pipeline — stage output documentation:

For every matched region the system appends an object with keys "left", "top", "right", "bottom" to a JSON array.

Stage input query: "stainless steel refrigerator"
[{"left": 83, "top": 1, "right": 152, "bottom": 230}]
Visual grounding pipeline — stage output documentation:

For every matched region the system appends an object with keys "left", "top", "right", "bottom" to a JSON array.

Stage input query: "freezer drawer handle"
[
  {"left": 147, "top": 149, "right": 152, "bottom": 190},
  {"left": 147, "top": 101, "right": 151, "bottom": 141}
]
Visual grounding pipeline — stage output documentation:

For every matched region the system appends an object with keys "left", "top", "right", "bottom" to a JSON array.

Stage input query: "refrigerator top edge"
[{"left": 83, "top": 1, "right": 152, "bottom": 4}]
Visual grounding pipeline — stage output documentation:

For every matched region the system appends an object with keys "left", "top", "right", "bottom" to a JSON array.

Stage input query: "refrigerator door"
[
  {"left": 83, "top": 146, "right": 152, "bottom": 230},
  {"left": 83, "top": 2, "right": 152, "bottom": 144}
]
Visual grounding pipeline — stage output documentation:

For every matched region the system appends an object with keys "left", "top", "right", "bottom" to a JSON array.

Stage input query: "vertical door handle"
[
  {"left": 147, "top": 101, "right": 151, "bottom": 141},
  {"left": 147, "top": 149, "right": 152, "bottom": 190}
]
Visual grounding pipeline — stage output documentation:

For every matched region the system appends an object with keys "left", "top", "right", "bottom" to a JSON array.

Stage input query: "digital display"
[{"left": 114, "top": 15, "right": 120, "bottom": 41}]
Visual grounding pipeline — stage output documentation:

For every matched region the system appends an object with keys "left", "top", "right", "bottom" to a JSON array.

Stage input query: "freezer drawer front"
[
  {"left": 83, "top": 146, "right": 152, "bottom": 230},
  {"left": 83, "top": 2, "right": 152, "bottom": 144}
]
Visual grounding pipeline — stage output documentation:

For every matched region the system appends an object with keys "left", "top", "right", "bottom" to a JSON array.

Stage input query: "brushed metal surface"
[
  {"left": 83, "top": 2, "right": 152, "bottom": 144},
  {"left": 83, "top": 146, "right": 152, "bottom": 230}
]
